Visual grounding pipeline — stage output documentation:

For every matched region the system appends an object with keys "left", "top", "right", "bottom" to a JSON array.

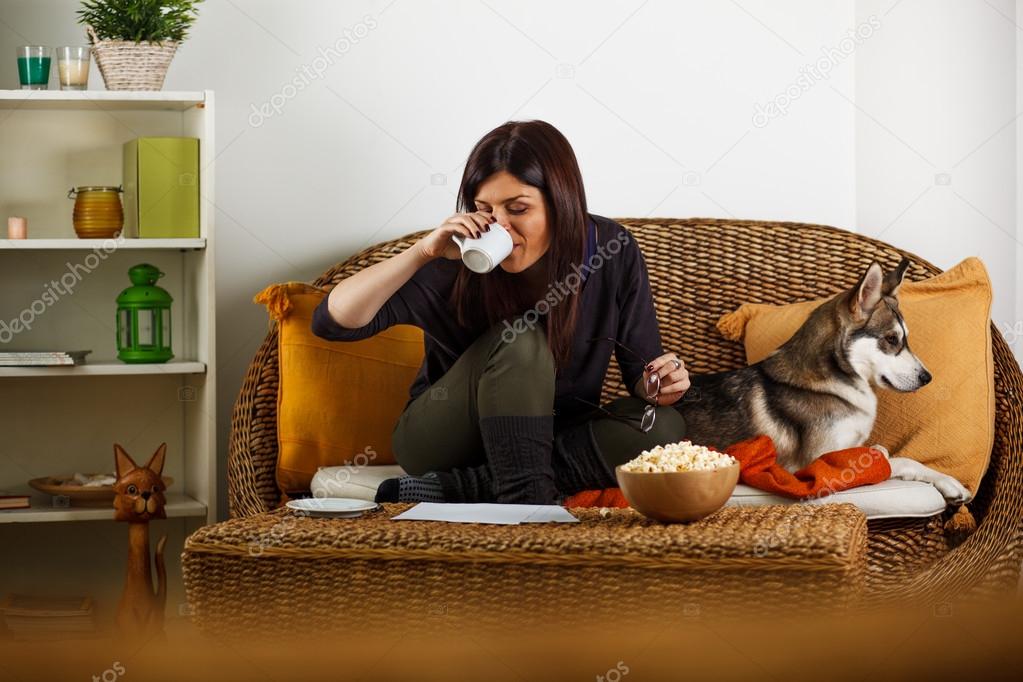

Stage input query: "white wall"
[
  {"left": 0, "top": 0, "right": 1018, "bottom": 518},
  {"left": 1018, "top": 0, "right": 1023, "bottom": 356},
  {"left": 856, "top": 0, "right": 1019, "bottom": 341}
]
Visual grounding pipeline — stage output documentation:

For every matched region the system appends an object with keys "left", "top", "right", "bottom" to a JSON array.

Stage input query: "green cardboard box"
[{"left": 123, "top": 137, "right": 200, "bottom": 238}]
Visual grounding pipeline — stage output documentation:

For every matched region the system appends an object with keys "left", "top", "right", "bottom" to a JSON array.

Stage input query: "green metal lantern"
[{"left": 116, "top": 263, "right": 173, "bottom": 363}]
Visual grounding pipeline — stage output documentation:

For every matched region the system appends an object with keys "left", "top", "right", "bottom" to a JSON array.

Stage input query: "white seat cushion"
[
  {"left": 724, "top": 478, "right": 948, "bottom": 520},
  {"left": 313, "top": 466, "right": 948, "bottom": 520}
]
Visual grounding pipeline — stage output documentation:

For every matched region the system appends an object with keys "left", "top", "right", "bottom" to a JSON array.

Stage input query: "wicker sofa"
[{"left": 223, "top": 218, "right": 1023, "bottom": 606}]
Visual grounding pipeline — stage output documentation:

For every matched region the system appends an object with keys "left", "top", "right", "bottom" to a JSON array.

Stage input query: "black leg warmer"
[
  {"left": 475, "top": 414, "right": 559, "bottom": 505},
  {"left": 551, "top": 418, "right": 618, "bottom": 498}
]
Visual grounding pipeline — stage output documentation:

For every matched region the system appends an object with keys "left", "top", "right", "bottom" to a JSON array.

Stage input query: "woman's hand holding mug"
[{"left": 417, "top": 211, "right": 495, "bottom": 261}]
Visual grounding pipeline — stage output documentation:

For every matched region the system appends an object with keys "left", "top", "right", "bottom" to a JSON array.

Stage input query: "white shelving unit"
[
  {"left": 0, "top": 89, "right": 206, "bottom": 110},
  {"left": 0, "top": 90, "right": 217, "bottom": 610},
  {"left": 0, "top": 493, "right": 206, "bottom": 524},
  {"left": 0, "top": 359, "right": 206, "bottom": 377},
  {"left": 0, "top": 237, "right": 206, "bottom": 250}
]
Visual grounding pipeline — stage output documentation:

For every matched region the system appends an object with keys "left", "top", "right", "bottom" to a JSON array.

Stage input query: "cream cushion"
[
  {"left": 724, "top": 479, "right": 946, "bottom": 520},
  {"left": 312, "top": 465, "right": 947, "bottom": 520},
  {"left": 311, "top": 465, "right": 407, "bottom": 502}
]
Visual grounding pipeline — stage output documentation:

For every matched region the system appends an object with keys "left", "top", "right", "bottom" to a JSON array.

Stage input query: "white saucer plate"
[{"left": 286, "top": 498, "right": 379, "bottom": 517}]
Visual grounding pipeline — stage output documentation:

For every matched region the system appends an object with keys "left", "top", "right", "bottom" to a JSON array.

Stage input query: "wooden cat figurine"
[{"left": 113, "top": 443, "right": 168, "bottom": 639}]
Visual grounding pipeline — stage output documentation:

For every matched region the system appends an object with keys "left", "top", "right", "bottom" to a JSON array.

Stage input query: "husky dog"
[{"left": 677, "top": 258, "right": 971, "bottom": 503}]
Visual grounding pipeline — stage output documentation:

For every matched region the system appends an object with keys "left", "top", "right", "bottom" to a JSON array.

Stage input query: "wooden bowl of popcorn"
[{"left": 615, "top": 441, "right": 739, "bottom": 523}]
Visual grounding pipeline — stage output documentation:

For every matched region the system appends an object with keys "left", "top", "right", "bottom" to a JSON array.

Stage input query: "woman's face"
[{"left": 473, "top": 171, "right": 550, "bottom": 273}]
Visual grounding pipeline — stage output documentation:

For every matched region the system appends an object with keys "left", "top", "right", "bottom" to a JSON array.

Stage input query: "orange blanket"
[{"left": 563, "top": 435, "right": 891, "bottom": 508}]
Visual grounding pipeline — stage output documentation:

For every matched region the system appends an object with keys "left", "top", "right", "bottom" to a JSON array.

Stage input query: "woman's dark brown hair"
[{"left": 451, "top": 120, "right": 589, "bottom": 367}]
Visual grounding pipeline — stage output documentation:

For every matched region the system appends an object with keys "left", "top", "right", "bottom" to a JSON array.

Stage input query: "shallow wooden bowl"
[
  {"left": 29, "top": 474, "right": 173, "bottom": 507},
  {"left": 615, "top": 463, "right": 739, "bottom": 523}
]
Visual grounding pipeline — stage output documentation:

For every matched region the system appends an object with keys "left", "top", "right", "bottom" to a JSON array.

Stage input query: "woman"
[{"left": 312, "top": 120, "right": 690, "bottom": 505}]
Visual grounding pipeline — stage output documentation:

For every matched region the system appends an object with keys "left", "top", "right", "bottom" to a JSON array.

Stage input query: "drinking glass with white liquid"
[{"left": 57, "top": 46, "right": 89, "bottom": 90}]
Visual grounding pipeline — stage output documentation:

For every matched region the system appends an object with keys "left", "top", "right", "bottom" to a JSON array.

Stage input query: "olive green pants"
[{"left": 392, "top": 320, "right": 687, "bottom": 476}]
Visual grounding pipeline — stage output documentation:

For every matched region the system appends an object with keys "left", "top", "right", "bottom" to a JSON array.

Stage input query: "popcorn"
[{"left": 620, "top": 440, "right": 737, "bottom": 473}]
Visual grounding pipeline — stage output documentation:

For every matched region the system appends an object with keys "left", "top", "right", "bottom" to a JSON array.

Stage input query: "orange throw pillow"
[
  {"left": 254, "top": 283, "right": 425, "bottom": 494},
  {"left": 715, "top": 257, "right": 995, "bottom": 495}
]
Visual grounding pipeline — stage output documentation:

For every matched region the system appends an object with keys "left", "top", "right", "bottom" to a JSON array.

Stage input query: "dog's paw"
[
  {"left": 933, "top": 475, "right": 972, "bottom": 505},
  {"left": 887, "top": 456, "right": 973, "bottom": 505},
  {"left": 869, "top": 443, "right": 890, "bottom": 458}
]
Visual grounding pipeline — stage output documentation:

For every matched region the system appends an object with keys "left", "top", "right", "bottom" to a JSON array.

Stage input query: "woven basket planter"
[{"left": 87, "top": 25, "right": 178, "bottom": 91}]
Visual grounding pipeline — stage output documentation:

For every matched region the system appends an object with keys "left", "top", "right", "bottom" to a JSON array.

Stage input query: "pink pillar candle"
[{"left": 7, "top": 216, "right": 27, "bottom": 239}]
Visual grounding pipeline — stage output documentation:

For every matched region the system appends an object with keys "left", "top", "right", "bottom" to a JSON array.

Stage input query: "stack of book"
[
  {"left": 0, "top": 492, "right": 29, "bottom": 510},
  {"left": 0, "top": 350, "right": 91, "bottom": 367},
  {"left": 0, "top": 594, "right": 97, "bottom": 640}
]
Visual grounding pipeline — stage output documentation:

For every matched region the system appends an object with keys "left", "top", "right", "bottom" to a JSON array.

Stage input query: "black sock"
[{"left": 374, "top": 472, "right": 446, "bottom": 503}]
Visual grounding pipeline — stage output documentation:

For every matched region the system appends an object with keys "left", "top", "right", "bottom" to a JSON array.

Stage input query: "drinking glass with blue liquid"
[{"left": 17, "top": 46, "right": 51, "bottom": 90}]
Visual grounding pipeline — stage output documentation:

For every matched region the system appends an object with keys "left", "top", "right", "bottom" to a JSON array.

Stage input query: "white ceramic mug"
[{"left": 450, "top": 223, "right": 514, "bottom": 273}]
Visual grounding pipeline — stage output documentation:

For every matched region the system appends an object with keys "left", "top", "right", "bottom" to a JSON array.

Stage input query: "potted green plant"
[{"left": 77, "top": 0, "right": 203, "bottom": 91}]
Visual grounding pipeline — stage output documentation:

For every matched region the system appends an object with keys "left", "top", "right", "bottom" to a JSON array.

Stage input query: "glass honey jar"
[{"left": 68, "top": 185, "right": 124, "bottom": 239}]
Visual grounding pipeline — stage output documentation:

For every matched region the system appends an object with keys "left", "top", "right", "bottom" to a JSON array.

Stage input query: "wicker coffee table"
[{"left": 182, "top": 502, "right": 867, "bottom": 635}]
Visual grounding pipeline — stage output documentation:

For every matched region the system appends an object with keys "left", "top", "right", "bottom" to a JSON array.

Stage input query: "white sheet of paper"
[
  {"left": 390, "top": 502, "right": 579, "bottom": 525},
  {"left": 520, "top": 505, "right": 582, "bottom": 523}
]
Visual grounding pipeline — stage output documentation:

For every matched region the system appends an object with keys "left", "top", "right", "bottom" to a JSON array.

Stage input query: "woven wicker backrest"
[{"left": 229, "top": 218, "right": 1022, "bottom": 524}]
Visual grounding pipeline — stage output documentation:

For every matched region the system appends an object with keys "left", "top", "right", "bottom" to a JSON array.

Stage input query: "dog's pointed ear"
[
  {"left": 144, "top": 443, "right": 167, "bottom": 477},
  {"left": 114, "top": 444, "right": 137, "bottom": 479},
  {"left": 882, "top": 257, "right": 911, "bottom": 297},
  {"left": 850, "top": 261, "right": 884, "bottom": 319}
]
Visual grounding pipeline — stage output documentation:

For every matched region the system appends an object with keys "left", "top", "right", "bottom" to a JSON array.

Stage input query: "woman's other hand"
[{"left": 643, "top": 353, "right": 690, "bottom": 406}]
